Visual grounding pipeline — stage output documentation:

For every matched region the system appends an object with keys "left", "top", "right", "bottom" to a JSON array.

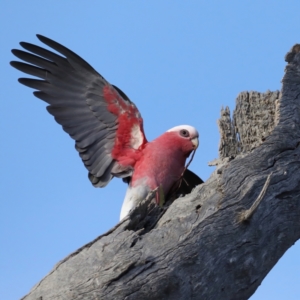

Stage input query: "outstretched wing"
[{"left": 10, "top": 35, "right": 147, "bottom": 187}]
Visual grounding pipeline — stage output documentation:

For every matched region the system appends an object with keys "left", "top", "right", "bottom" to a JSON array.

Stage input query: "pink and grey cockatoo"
[{"left": 10, "top": 35, "right": 203, "bottom": 220}]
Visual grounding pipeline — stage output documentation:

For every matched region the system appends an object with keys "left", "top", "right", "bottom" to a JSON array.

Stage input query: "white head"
[
  {"left": 167, "top": 125, "right": 198, "bottom": 136},
  {"left": 167, "top": 125, "right": 199, "bottom": 149}
]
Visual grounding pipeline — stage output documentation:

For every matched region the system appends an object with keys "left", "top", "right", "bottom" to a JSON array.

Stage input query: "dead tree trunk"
[{"left": 22, "top": 45, "right": 300, "bottom": 300}]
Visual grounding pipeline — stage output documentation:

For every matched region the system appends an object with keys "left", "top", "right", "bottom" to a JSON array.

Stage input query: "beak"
[{"left": 191, "top": 137, "right": 199, "bottom": 149}]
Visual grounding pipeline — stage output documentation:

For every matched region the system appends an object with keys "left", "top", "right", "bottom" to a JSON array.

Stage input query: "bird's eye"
[{"left": 180, "top": 129, "right": 190, "bottom": 137}]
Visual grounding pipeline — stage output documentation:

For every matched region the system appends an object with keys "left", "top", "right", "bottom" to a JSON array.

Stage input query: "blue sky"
[{"left": 1, "top": 1, "right": 299, "bottom": 299}]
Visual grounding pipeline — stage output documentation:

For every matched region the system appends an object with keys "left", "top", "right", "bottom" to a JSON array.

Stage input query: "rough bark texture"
[
  {"left": 22, "top": 45, "right": 300, "bottom": 300},
  {"left": 218, "top": 90, "right": 280, "bottom": 159}
]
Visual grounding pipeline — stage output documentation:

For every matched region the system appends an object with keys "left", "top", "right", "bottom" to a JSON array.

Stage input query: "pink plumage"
[{"left": 120, "top": 126, "right": 199, "bottom": 219}]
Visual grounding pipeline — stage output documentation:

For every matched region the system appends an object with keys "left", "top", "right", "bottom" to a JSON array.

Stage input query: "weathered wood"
[
  {"left": 22, "top": 45, "right": 300, "bottom": 300},
  {"left": 218, "top": 90, "right": 280, "bottom": 160}
]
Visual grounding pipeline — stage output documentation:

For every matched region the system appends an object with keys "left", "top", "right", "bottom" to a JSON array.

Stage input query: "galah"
[{"left": 10, "top": 35, "right": 203, "bottom": 220}]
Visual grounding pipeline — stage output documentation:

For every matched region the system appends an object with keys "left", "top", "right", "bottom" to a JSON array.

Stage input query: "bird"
[{"left": 10, "top": 35, "right": 203, "bottom": 220}]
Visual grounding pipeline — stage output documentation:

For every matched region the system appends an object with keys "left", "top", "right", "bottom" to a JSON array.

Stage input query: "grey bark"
[{"left": 22, "top": 45, "right": 300, "bottom": 300}]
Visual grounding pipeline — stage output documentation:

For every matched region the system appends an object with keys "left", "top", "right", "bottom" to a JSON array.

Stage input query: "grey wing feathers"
[{"left": 10, "top": 35, "right": 129, "bottom": 187}]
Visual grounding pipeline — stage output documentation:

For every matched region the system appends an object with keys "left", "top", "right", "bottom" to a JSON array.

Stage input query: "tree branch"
[{"left": 22, "top": 45, "right": 300, "bottom": 300}]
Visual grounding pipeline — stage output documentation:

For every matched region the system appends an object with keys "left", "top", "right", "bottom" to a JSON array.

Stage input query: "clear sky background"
[{"left": 1, "top": 1, "right": 299, "bottom": 299}]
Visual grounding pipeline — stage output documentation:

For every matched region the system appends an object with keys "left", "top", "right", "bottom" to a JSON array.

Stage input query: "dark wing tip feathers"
[
  {"left": 10, "top": 60, "right": 18, "bottom": 68},
  {"left": 34, "top": 34, "right": 98, "bottom": 75}
]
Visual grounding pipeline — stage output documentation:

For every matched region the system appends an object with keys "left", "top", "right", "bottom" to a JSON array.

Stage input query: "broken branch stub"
[{"left": 218, "top": 90, "right": 280, "bottom": 160}]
